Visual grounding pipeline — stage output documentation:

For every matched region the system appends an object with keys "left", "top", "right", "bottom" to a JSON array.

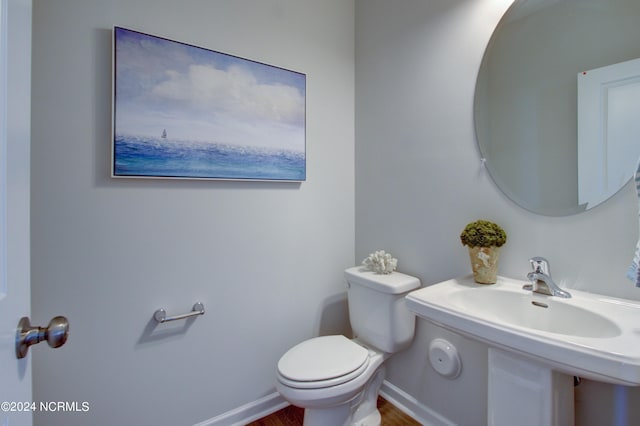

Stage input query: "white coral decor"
[{"left": 362, "top": 250, "right": 397, "bottom": 274}]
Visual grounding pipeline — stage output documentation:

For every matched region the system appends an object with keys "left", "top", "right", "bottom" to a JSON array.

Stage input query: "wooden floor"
[{"left": 246, "top": 397, "right": 421, "bottom": 426}]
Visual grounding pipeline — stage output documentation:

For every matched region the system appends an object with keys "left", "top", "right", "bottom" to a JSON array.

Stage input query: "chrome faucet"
[{"left": 523, "top": 257, "right": 571, "bottom": 298}]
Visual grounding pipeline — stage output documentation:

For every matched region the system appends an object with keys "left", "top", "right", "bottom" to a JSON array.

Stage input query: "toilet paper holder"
[{"left": 154, "top": 302, "right": 205, "bottom": 323}]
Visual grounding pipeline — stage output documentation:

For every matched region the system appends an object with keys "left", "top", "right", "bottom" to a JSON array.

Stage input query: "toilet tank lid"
[{"left": 345, "top": 266, "right": 421, "bottom": 294}]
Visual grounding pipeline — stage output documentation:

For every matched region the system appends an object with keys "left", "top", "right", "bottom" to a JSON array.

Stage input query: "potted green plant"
[{"left": 460, "top": 219, "right": 507, "bottom": 284}]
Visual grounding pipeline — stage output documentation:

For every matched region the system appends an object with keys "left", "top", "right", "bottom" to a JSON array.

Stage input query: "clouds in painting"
[{"left": 114, "top": 27, "right": 306, "bottom": 152}]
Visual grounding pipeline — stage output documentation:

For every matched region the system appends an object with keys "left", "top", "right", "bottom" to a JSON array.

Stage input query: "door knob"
[{"left": 15, "top": 316, "right": 69, "bottom": 359}]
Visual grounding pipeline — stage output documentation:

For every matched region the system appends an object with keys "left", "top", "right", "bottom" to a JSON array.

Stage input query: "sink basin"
[
  {"left": 406, "top": 275, "right": 640, "bottom": 386},
  {"left": 447, "top": 286, "right": 620, "bottom": 338}
]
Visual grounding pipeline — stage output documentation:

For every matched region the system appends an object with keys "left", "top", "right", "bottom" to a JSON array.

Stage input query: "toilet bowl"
[
  {"left": 276, "top": 335, "right": 386, "bottom": 404},
  {"left": 276, "top": 336, "right": 387, "bottom": 425},
  {"left": 275, "top": 267, "right": 421, "bottom": 426}
]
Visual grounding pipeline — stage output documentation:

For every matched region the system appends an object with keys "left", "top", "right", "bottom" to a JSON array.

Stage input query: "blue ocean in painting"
[{"left": 114, "top": 135, "right": 305, "bottom": 181}]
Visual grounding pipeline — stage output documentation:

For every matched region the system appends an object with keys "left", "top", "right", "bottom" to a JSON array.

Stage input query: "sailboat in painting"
[{"left": 161, "top": 129, "right": 167, "bottom": 139}]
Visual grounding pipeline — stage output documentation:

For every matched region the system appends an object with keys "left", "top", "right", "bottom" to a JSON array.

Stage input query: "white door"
[
  {"left": 578, "top": 57, "right": 640, "bottom": 209},
  {"left": 1, "top": 1, "right": 33, "bottom": 425}
]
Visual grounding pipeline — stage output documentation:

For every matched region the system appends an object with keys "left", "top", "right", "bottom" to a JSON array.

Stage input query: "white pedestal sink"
[{"left": 406, "top": 275, "right": 640, "bottom": 425}]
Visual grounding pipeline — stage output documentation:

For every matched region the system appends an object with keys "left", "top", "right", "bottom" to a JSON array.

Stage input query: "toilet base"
[
  {"left": 303, "top": 407, "right": 381, "bottom": 426},
  {"left": 302, "top": 366, "right": 386, "bottom": 426},
  {"left": 352, "top": 410, "right": 381, "bottom": 426}
]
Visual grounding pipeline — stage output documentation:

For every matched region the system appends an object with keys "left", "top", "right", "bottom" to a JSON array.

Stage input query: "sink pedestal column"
[{"left": 488, "top": 348, "right": 574, "bottom": 426}]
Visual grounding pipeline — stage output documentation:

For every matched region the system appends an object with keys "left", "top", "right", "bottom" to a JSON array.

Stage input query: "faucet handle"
[{"left": 529, "top": 257, "right": 550, "bottom": 275}]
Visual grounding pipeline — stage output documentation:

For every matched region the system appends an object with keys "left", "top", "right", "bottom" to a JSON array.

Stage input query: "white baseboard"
[
  {"left": 195, "top": 381, "right": 454, "bottom": 426},
  {"left": 380, "top": 380, "right": 456, "bottom": 426},
  {"left": 193, "top": 392, "right": 289, "bottom": 426}
]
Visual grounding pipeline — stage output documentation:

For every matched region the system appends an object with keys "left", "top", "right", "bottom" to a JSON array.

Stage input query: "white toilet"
[{"left": 275, "top": 266, "right": 421, "bottom": 426}]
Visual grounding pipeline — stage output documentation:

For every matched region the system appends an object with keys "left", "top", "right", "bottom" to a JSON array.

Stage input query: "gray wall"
[
  {"left": 31, "top": 0, "right": 640, "bottom": 424},
  {"left": 356, "top": 0, "right": 640, "bottom": 424},
  {"left": 30, "top": 1, "right": 354, "bottom": 425}
]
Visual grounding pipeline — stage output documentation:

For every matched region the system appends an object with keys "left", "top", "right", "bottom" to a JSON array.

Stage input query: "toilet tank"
[{"left": 344, "top": 266, "right": 421, "bottom": 353}]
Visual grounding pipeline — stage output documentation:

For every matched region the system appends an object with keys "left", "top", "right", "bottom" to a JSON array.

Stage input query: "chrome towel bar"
[{"left": 154, "top": 302, "right": 205, "bottom": 323}]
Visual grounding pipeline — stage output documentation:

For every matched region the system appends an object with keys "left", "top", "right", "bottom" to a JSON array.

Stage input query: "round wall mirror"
[{"left": 475, "top": 0, "right": 640, "bottom": 216}]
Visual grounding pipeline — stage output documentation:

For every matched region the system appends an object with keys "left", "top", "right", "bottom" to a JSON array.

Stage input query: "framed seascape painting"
[{"left": 112, "top": 27, "right": 306, "bottom": 181}]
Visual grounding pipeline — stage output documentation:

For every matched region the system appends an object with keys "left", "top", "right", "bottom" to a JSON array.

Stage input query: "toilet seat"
[{"left": 277, "top": 335, "right": 370, "bottom": 389}]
